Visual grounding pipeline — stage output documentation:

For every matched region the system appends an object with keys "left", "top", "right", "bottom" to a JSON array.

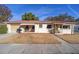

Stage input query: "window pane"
[
  {"left": 47, "top": 25, "right": 52, "bottom": 28},
  {"left": 63, "top": 25, "right": 70, "bottom": 29},
  {"left": 60, "top": 25, "right": 62, "bottom": 28}
]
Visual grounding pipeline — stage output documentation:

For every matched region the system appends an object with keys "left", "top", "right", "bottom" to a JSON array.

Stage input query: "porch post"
[
  {"left": 71, "top": 24, "right": 74, "bottom": 34},
  {"left": 54, "top": 24, "right": 56, "bottom": 34},
  {"left": 61, "top": 24, "right": 63, "bottom": 34}
]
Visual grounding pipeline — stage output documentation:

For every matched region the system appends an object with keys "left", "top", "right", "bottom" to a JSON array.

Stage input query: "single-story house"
[{"left": 6, "top": 20, "right": 76, "bottom": 34}]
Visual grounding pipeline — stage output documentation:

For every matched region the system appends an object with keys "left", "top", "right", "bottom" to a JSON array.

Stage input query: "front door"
[{"left": 54, "top": 24, "right": 62, "bottom": 33}]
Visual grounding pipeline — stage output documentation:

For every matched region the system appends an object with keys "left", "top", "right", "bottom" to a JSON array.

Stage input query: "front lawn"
[
  {"left": 0, "top": 33, "right": 60, "bottom": 44},
  {"left": 58, "top": 34, "right": 79, "bottom": 44}
]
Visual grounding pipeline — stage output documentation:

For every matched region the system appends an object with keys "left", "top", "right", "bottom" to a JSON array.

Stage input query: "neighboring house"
[
  {"left": 6, "top": 20, "right": 76, "bottom": 34},
  {"left": 74, "top": 21, "right": 79, "bottom": 33},
  {"left": 74, "top": 25, "right": 79, "bottom": 32}
]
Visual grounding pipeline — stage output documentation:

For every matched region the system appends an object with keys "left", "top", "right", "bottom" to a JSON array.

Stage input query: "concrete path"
[
  {"left": 0, "top": 33, "right": 16, "bottom": 40},
  {"left": 0, "top": 44, "right": 61, "bottom": 54},
  {"left": 0, "top": 44, "right": 79, "bottom": 54},
  {"left": 55, "top": 35, "right": 79, "bottom": 54}
]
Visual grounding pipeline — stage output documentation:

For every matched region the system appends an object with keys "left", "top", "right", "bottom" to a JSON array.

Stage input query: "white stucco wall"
[
  {"left": 70, "top": 24, "right": 74, "bottom": 34},
  {"left": 35, "top": 24, "right": 49, "bottom": 33},
  {"left": 58, "top": 24, "right": 74, "bottom": 34},
  {"left": 7, "top": 23, "right": 75, "bottom": 34},
  {"left": 7, "top": 24, "right": 11, "bottom": 33},
  {"left": 7, "top": 24, "right": 20, "bottom": 33},
  {"left": 7, "top": 23, "right": 50, "bottom": 33},
  {"left": 58, "top": 28, "right": 72, "bottom": 34}
]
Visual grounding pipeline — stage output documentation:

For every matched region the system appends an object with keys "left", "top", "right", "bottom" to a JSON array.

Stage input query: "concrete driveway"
[
  {"left": 0, "top": 44, "right": 61, "bottom": 54},
  {"left": 0, "top": 33, "right": 16, "bottom": 40},
  {"left": 0, "top": 44, "right": 79, "bottom": 54}
]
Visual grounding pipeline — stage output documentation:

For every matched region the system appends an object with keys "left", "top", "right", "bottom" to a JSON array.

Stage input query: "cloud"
[{"left": 67, "top": 5, "right": 79, "bottom": 18}]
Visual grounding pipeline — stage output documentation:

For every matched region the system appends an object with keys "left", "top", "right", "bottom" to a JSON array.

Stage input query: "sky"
[{"left": 5, "top": 4, "right": 79, "bottom": 21}]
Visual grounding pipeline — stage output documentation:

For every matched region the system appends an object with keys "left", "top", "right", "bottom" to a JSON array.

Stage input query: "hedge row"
[{"left": 0, "top": 25, "right": 7, "bottom": 34}]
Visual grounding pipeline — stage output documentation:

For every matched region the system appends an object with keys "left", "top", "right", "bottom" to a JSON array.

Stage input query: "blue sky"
[{"left": 5, "top": 4, "right": 79, "bottom": 21}]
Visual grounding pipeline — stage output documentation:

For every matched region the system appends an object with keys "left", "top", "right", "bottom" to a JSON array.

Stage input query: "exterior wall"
[
  {"left": 7, "top": 23, "right": 49, "bottom": 33},
  {"left": 58, "top": 24, "right": 74, "bottom": 34},
  {"left": 70, "top": 24, "right": 74, "bottom": 34},
  {"left": 11, "top": 24, "right": 20, "bottom": 33},
  {"left": 7, "top": 24, "right": 11, "bottom": 33},
  {"left": 58, "top": 28, "right": 72, "bottom": 34},
  {"left": 7, "top": 23, "right": 20, "bottom": 33},
  {"left": 7, "top": 23, "right": 74, "bottom": 34},
  {"left": 35, "top": 24, "right": 49, "bottom": 33}
]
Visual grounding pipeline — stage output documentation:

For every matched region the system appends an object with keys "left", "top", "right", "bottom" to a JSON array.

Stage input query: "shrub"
[{"left": 0, "top": 25, "right": 7, "bottom": 34}]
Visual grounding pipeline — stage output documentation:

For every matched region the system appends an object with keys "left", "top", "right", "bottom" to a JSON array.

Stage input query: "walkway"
[
  {"left": 54, "top": 35, "right": 79, "bottom": 54},
  {"left": 0, "top": 33, "right": 16, "bottom": 40}
]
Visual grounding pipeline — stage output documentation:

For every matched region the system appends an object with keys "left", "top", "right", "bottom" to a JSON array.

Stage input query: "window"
[
  {"left": 39, "top": 24, "right": 42, "bottom": 28},
  {"left": 47, "top": 25, "right": 52, "bottom": 29},
  {"left": 63, "top": 25, "right": 70, "bottom": 29},
  {"left": 78, "top": 28, "right": 79, "bottom": 30},
  {"left": 60, "top": 25, "right": 62, "bottom": 28}
]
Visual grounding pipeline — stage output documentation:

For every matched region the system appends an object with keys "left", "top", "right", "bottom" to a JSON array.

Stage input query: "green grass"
[{"left": 0, "top": 25, "right": 7, "bottom": 34}]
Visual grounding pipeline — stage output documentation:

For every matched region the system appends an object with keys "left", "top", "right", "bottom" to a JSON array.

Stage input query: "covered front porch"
[{"left": 19, "top": 24, "right": 35, "bottom": 33}]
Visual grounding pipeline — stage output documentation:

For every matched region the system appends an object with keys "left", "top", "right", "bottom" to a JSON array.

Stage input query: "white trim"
[{"left": 20, "top": 24, "right": 35, "bottom": 25}]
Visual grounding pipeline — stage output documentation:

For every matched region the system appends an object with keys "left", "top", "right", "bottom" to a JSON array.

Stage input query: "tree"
[
  {"left": 22, "top": 12, "right": 39, "bottom": 20},
  {"left": 0, "top": 5, "right": 12, "bottom": 23},
  {"left": 44, "top": 16, "right": 54, "bottom": 21},
  {"left": 76, "top": 18, "right": 79, "bottom": 22},
  {"left": 45, "top": 13, "right": 75, "bottom": 22}
]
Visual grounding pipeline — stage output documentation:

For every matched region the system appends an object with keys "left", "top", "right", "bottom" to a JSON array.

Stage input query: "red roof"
[
  {"left": 7, "top": 20, "right": 52, "bottom": 24},
  {"left": 7, "top": 20, "right": 76, "bottom": 24}
]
